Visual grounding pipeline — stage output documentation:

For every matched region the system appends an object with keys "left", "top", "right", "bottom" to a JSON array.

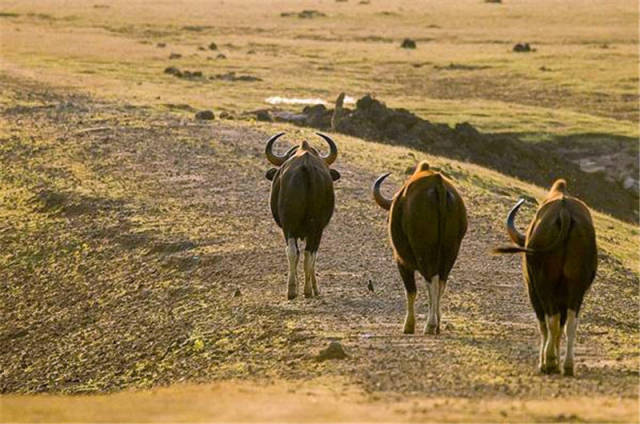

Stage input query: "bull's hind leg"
[
  {"left": 398, "top": 263, "right": 416, "bottom": 334},
  {"left": 537, "top": 320, "right": 548, "bottom": 372},
  {"left": 527, "top": 282, "right": 547, "bottom": 373},
  {"left": 425, "top": 275, "right": 440, "bottom": 335},
  {"left": 543, "top": 313, "right": 562, "bottom": 374},
  {"left": 437, "top": 279, "right": 447, "bottom": 334},
  {"left": 563, "top": 309, "right": 578, "bottom": 376},
  {"left": 303, "top": 250, "right": 318, "bottom": 297},
  {"left": 286, "top": 238, "right": 299, "bottom": 300}
]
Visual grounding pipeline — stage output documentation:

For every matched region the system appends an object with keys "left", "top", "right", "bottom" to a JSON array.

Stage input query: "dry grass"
[
  {"left": 0, "top": 75, "right": 637, "bottom": 423},
  {"left": 0, "top": 1, "right": 638, "bottom": 421},
  {"left": 0, "top": 0, "right": 637, "bottom": 136}
]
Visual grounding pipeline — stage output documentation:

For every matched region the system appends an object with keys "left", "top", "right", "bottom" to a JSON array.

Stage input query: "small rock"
[
  {"left": 513, "top": 43, "right": 532, "bottom": 52},
  {"left": 197, "top": 46, "right": 206, "bottom": 51},
  {"left": 233, "top": 288, "right": 241, "bottom": 297},
  {"left": 256, "top": 110, "right": 273, "bottom": 122},
  {"left": 623, "top": 177, "right": 638, "bottom": 193},
  {"left": 219, "top": 111, "right": 233, "bottom": 119},
  {"left": 169, "top": 52, "right": 182, "bottom": 59},
  {"left": 216, "top": 53, "right": 227, "bottom": 59},
  {"left": 401, "top": 38, "right": 417, "bottom": 49},
  {"left": 209, "top": 42, "right": 218, "bottom": 50},
  {"left": 247, "top": 49, "right": 256, "bottom": 55},
  {"left": 164, "top": 66, "right": 181, "bottom": 76},
  {"left": 485, "top": 0, "right": 502, "bottom": 3},
  {"left": 297, "top": 10, "right": 326, "bottom": 18},
  {"left": 156, "top": 42, "right": 166, "bottom": 48},
  {"left": 315, "top": 341, "right": 348, "bottom": 361},
  {"left": 195, "top": 110, "right": 215, "bottom": 120}
]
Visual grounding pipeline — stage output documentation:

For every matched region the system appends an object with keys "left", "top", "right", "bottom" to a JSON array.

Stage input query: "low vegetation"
[{"left": 0, "top": 0, "right": 637, "bottom": 421}]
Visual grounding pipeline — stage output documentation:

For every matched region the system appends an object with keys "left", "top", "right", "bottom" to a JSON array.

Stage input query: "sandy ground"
[{"left": 2, "top": 379, "right": 638, "bottom": 423}]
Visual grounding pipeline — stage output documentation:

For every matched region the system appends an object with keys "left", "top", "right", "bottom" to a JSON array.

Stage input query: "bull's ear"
[
  {"left": 265, "top": 168, "right": 277, "bottom": 181},
  {"left": 330, "top": 169, "right": 341, "bottom": 181}
]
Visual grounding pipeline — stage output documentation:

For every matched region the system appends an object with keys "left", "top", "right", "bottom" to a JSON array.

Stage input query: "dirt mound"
[
  {"left": 315, "top": 341, "right": 349, "bottom": 361},
  {"left": 269, "top": 95, "right": 637, "bottom": 222}
]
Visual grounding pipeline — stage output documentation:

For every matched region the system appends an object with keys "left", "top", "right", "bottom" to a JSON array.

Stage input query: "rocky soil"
[{"left": 0, "top": 75, "right": 637, "bottom": 404}]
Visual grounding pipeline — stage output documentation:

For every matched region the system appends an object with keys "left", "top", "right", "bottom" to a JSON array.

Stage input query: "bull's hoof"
[
  {"left": 541, "top": 363, "right": 560, "bottom": 375},
  {"left": 424, "top": 323, "right": 438, "bottom": 335},
  {"left": 303, "top": 291, "right": 313, "bottom": 298},
  {"left": 563, "top": 365, "right": 575, "bottom": 377},
  {"left": 287, "top": 291, "right": 297, "bottom": 300},
  {"left": 403, "top": 321, "right": 415, "bottom": 334}
]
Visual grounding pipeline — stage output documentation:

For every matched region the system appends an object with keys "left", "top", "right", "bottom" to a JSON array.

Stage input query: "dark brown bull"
[
  {"left": 494, "top": 179, "right": 597, "bottom": 376},
  {"left": 265, "top": 132, "right": 340, "bottom": 300},
  {"left": 373, "top": 161, "right": 467, "bottom": 334}
]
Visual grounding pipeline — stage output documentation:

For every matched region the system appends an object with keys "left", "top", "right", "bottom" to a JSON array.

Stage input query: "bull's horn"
[
  {"left": 265, "top": 132, "right": 288, "bottom": 166},
  {"left": 284, "top": 145, "right": 299, "bottom": 158},
  {"left": 315, "top": 132, "right": 338, "bottom": 165},
  {"left": 372, "top": 172, "right": 393, "bottom": 211},
  {"left": 506, "top": 198, "right": 526, "bottom": 247}
]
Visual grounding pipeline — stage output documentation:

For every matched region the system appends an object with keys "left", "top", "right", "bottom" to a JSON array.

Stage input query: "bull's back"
[
  {"left": 393, "top": 176, "right": 467, "bottom": 279},
  {"left": 277, "top": 156, "right": 334, "bottom": 239},
  {"left": 525, "top": 198, "right": 596, "bottom": 292}
]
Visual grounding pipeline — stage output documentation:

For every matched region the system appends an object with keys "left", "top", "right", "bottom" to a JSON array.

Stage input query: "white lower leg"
[
  {"left": 286, "top": 238, "right": 299, "bottom": 300},
  {"left": 303, "top": 251, "right": 317, "bottom": 297},
  {"left": 537, "top": 319, "right": 548, "bottom": 372},
  {"left": 544, "top": 313, "right": 561, "bottom": 373},
  {"left": 564, "top": 309, "right": 578, "bottom": 376},
  {"left": 425, "top": 275, "right": 440, "bottom": 335},
  {"left": 310, "top": 252, "right": 319, "bottom": 296},
  {"left": 437, "top": 279, "right": 447, "bottom": 332},
  {"left": 404, "top": 291, "right": 416, "bottom": 334}
]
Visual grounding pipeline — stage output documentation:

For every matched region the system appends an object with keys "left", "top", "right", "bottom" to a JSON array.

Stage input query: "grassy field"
[
  {"left": 0, "top": 0, "right": 637, "bottom": 135},
  {"left": 0, "top": 0, "right": 638, "bottom": 422}
]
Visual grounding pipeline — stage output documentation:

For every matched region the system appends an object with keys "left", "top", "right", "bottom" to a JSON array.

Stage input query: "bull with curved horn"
[
  {"left": 264, "top": 132, "right": 340, "bottom": 300},
  {"left": 372, "top": 161, "right": 467, "bottom": 335},
  {"left": 494, "top": 179, "right": 597, "bottom": 376}
]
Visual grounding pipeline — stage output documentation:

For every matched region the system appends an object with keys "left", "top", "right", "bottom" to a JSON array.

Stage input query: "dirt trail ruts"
[{"left": 0, "top": 75, "right": 637, "bottom": 405}]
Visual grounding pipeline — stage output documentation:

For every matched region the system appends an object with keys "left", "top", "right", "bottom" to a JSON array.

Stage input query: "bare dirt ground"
[
  {"left": 0, "top": 74, "right": 638, "bottom": 422},
  {"left": 2, "top": 379, "right": 636, "bottom": 423}
]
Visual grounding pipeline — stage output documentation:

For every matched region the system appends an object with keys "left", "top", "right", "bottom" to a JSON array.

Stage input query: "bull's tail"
[{"left": 494, "top": 199, "right": 571, "bottom": 255}]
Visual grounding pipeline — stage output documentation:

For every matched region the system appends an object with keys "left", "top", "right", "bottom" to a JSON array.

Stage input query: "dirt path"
[
  {"left": 2, "top": 379, "right": 637, "bottom": 423},
  {"left": 0, "top": 74, "right": 638, "bottom": 421}
]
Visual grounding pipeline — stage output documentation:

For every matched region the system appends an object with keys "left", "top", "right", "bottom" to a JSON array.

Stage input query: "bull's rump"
[
  {"left": 390, "top": 176, "right": 466, "bottom": 280},
  {"left": 274, "top": 160, "right": 334, "bottom": 240},
  {"left": 524, "top": 198, "right": 597, "bottom": 313}
]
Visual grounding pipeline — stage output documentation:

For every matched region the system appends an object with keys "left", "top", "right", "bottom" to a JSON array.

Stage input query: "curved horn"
[
  {"left": 506, "top": 198, "right": 526, "bottom": 247},
  {"left": 372, "top": 172, "right": 393, "bottom": 211},
  {"left": 284, "top": 145, "right": 299, "bottom": 158},
  {"left": 315, "top": 132, "right": 338, "bottom": 165},
  {"left": 265, "top": 132, "right": 287, "bottom": 166}
]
